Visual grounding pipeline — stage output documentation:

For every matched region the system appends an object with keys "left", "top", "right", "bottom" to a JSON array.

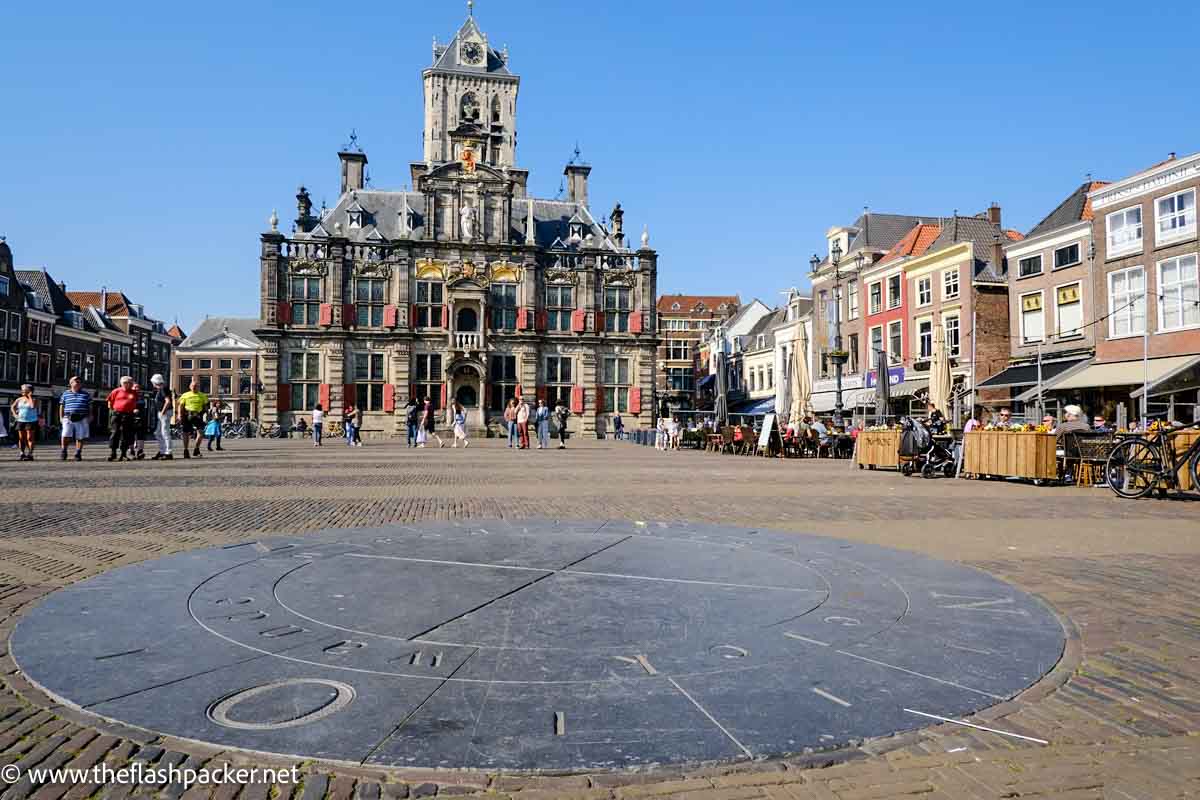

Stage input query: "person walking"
[
  {"left": 421, "top": 398, "right": 444, "bottom": 448},
  {"left": 613, "top": 412, "right": 624, "bottom": 441},
  {"left": 343, "top": 402, "right": 357, "bottom": 446},
  {"left": 353, "top": 404, "right": 364, "bottom": 446},
  {"left": 535, "top": 398, "right": 550, "bottom": 449},
  {"left": 312, "top": 403, "right": 325, "bottom": 446},
  {"left": 404, "top": 398, "right": 419, "bottom": 447},
  {"left": 59, "top": 376, "right": 92, "bottom": 461},
  {"left": 129, "top": 383, "right": 148, "bottom": 459},
  {"left": 106, "top": 376, "right": 140, "bottom": 462},
  {"left": 150, "top": 374, "right": 174, "bottom": 460},
  {"left": 11, "top": 385, "right": 39, "bottom": 461},
  {"left": 204, "top": 399, "right": 224, "bottom": 451},
  {"left": 452, "top": 401, "right": 469, "bottom": 448},
  {"left": 176, "top": 379, "right": 209, "bottom": 458},
  {"left": 553, "top": 400, "right": 570, "bottom": 449},
  {"left": 504, "top": 398, "right": 518, "bottom": 448},
  {"left": 516, "top": 397, "right": 531, "bottom": 449}
]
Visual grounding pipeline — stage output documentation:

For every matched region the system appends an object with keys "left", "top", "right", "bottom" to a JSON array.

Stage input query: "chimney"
[
  {"left": 58, "top": 281, "right": 66, "bottom": 292},
  {"left": 339, "top": 150, "right": 368, "bottom": 195},
  {"left": 100, "top": 286, "right": 108, "bottom": 311},
  {"left": 992, "top": 233, "right": 1005, "bottom": 276},
  {"left": 986, "top": 202, "right": 1001, "bottom": 226},
  {"left": 564, "top": 164, "right": 591, "bottom": 207}
]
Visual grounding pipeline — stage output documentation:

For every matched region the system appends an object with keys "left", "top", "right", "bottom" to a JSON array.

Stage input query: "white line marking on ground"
[
  {"left": 667, "top": 677, "right": 753, "bottom": 759},
  {"left": 904, "top": 708, "right": 1048, "bottom": 744},
  {"left": 812, "top": 687, "right": 852, "bottom": 707},
  {"left": 835, "top": 651, "right": 1004, "bottom": 700},
  {"left": 783, "top": 633, "right": 830, "bottom": 647}
]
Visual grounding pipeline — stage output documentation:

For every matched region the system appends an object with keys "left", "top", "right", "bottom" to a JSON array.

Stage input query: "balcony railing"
[{"left": 454, "top": 332, "right": 482, "bottom": 351}]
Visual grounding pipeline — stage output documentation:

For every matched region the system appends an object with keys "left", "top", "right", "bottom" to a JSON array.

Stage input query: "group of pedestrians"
[
  {"left": 501, "top": 397, "right": 570, "bottom": 449},
  {"left": 6, "top": 374, "right": 228, "bottom": 462},
  {"left": 401, "top": 398, "right": 449, "bottom": 448}
]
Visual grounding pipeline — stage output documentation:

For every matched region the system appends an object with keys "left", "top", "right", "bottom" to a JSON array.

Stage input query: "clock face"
[{"left": 462, "top": 41, "right": 484, "bottom": 64}]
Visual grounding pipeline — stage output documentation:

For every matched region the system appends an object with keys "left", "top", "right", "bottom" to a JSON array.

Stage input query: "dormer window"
[
  {"left": 0, "top": 276, "right": 8, "bottom": 296},
  {"left": 568, "top": 214, "right": 585, "bottom": 242},
  {"left": 695, "top": 302, "right": 705, "bottom": 312},
  {"left": 348, "top": 211, "right": 363, "bottom": 229},
  {"left": 671, "top": 302, "right": 681, "bottom": 311}
]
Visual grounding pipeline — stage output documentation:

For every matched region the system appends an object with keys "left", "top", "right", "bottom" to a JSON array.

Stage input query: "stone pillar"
[
  {"left": 329, "top": 240, "right": 348, "bottom": 327},
  {"left": 391, "top": 343, "right": 410, "bottom": 437},
  {"left": 327, "top": 342, "right": 346, "bottom": 411},
  {"left": 260, "top": 232, "right": 285, "bottom": 325},
  {"left": 260, "top": 340, "right": 280, "bottom": 427},
  {"left": 580, "top": 350, "right": 598, "bottom": 437}
]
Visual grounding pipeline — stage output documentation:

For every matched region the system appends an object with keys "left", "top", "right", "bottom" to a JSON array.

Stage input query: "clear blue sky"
[{"left": 2, "top": 1, "right": 1197, "bottom": 332}]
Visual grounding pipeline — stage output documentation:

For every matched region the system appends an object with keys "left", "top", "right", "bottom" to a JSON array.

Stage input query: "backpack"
[{"left": 406, "top": 404, "right": 419, "bottom": 424}]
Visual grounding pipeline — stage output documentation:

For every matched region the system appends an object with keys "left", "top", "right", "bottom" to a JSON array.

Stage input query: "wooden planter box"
[
  {"left": 964, "top": 431, "right": 1058, "bottom": 480},
  {"left": 1169, "top": 431, "right": 1200, "bottom": 492},
  {"left": 856, "top": 430, "right": 902, "bottom": 469}
]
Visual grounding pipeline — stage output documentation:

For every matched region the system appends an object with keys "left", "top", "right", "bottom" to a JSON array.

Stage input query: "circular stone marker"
[{"left": 12, "top": 520, "right": 1064, "bottom": 770}]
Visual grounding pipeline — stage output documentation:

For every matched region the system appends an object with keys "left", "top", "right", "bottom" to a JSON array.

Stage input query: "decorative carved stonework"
[
  {"left": 353, "top": 261, "right": 392, "bottom": 279},
  {"left": 544, "top": 267, "right": 577, "bottom": 285},
  {"left": 446, "top": 260, "right": 490, "bottom": 287},
  {"left": 489, "top": 260, "right": 523, "bottom": 283},
  {"left": 603, "top": 271, "right": 636, "bottom": 287},
  {"left": 415, "top": 258, "right": 447, "bottom": 280},
  {"left": 289, "top": 259, "right": 328, "bottom": 277}
]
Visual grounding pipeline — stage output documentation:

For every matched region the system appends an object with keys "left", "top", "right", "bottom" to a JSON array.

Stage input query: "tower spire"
[{"left": 468, "top": 0, "right": 474, "bottom": 16}]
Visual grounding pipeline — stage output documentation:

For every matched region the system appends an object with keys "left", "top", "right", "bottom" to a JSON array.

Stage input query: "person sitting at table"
[
  {"left": 1042, "top": 414, "right": 1057, "bottom": 432},
  {"left": 1056, "top": 404, "right": 1092, "bottom": 437},
  {"left": 925, "top": 402, "right": 947, "bottom": 435},
  {"left": 809, "top": 417, "right": 831, "bottom": 453},
  {"left": 995, "top": 408, "right": 1014, "bottom": 427},
  {"left": 1092, "top": 415, "right": 1111, "bottom": 433}
]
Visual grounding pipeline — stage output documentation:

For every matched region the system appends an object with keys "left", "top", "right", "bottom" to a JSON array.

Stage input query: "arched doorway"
[
  {"left": 455, "top": 384, "right": 478, "bottom": 408},
  {"left": 457, "top": 307, "right": 478, "bottom": 332}
]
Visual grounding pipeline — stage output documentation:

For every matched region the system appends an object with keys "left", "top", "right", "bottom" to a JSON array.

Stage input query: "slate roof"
[
  {"left": 15, "top": 269, "right": 78, "bottom": 317},
  {"left": 876, "top": 224, "right": 943, "bottom": 267},
  {"left": 1026, "top": 181, "right": 1111, "bottom": 238},
  {"left": 430, "top": 16, "right": 515, "bottom": 78},
  {"left": 813, "top": 213, "right": 941, "bottom": 270},
  {"left": 744, "top": 308, "right": 788, "bottom": 351},
  {"left": 299, "top": 189, "right": 621, "bottom": 251},
  {"left": 927, "top": 214, "right": 1025, "bottom": 282},
  {"left": 657, "top": 294, "right": 740, "bottom": 314},
  {"left": 179, "top": 317, "right": 263, "bottom": 350}
]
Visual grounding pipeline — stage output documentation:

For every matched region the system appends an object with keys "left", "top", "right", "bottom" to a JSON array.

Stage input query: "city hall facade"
[{"left": 256, "top": 11, "right": 658, "bottom": 437}]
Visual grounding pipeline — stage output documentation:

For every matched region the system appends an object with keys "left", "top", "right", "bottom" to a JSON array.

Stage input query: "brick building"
[
  {"left": 174, "top": 318, "right": 262, "bottom": 421},
  {"left": 656, "top": 294, "right": 738, "bottom": 413},
  {"left": 0, "top": 240, "right": 28, "bottom": 423},
  {"left": 1036, "top": 153, "right": 1200, "bottom": 422},
  {"left": 256, "top": 10, "right": 658, "bottom": 439}
]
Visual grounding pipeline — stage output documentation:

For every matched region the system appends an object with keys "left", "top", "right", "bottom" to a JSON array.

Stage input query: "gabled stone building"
[{"left": 256, "top": 10, "right": 658, "bottom": 438}]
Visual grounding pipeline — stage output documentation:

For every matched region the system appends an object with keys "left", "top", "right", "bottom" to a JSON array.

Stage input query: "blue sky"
[{"left": 2, "top": 0, "right": 1197, "bottom": 332}]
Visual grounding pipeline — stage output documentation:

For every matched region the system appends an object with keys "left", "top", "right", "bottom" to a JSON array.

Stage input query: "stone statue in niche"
[{"left": 460, "top": 204, "right": 478, "bottom": 241}]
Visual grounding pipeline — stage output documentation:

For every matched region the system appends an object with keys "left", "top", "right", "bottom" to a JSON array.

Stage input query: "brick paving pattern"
[{"left": 0, "top": 437, "right": 1197, "bottom": 798}]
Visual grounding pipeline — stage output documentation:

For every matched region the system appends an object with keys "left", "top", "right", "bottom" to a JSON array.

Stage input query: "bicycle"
[{"left": 1105, "top": 420, "right": 1200, "bottom": 499}]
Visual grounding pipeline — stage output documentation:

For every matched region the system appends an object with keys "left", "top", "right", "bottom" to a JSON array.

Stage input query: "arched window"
[
  {"left": 491, "top": 95, "right": 502, "bottom": 124},
  {"left": 460, "top": 92, "right": 480, "bottom": 122}
]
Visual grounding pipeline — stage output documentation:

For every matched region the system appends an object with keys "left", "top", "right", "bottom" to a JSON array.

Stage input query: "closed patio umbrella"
[
  {"left": 789, "top": 326, "right": 813, "bottom": 423},
  {"left": 874, "top": 348, "right": 890, "bottom": 424},
  {"left": 714, "top": 351, "right": 729, "bottom": 427},
  {"left": 929, "top": 323, "right": 953, "bottom": 417}
]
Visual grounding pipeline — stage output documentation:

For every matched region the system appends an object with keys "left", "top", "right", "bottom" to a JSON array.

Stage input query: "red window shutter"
[
  {"left": 343, "top": 384, "right": 355, "bottom": 410},
  {"left": 440, "top": 383, "right": 447, "bottom": 407},
  {"left": 595, "top": 312, "right": 605, "bottom": 333},
  {"left": 441, "top": 305, "right": 449, "bottom": 329},
  {"left": 594, "top": 384, "right": 605, "bottom": 413},
  {"left": 383, "top": 384, "right": 395, "bottom": 412},
  {"left": 276, "top": 383, "right": 291, "bottom": 412},
  {"left": 537, "top": 386, "right": 547, "bottom": 404},
  {"left": 411, "top": 304, "right": 419, "bottom": 329},
  {"left": 515, "top": 384, "right": 523, "bottom": 398},
  {"left": 629, "top": 311, "right": 643, "bottom": 334},
  {"left": 318, "top": 383, "right": 331, "bottom": 409},
  {"left": 517, "top": 308, "right": 529, "bottom": 330},
  {"left": 383, "top": 304, "right": 398, "bottom": 328},
  {"left": 535, "top": 309, "right": 548, "bottom": 332},
  {"left": 276, "top": 301, "right": 291, "bottom": 326},
  {"left": 629, "top": 387, "right": 642, "bottom": 414},
  {"left": 318, "top": 303, "right": 333, "bottom": 326},
  {"left": 343, "top": 304, "right": 356, "bottom": 327},
  {"left": 570, "top": 309, "right": 586, "bottom": 333},
  {"left": 570, "top": 385, "right": 584, "bottom": 414}
]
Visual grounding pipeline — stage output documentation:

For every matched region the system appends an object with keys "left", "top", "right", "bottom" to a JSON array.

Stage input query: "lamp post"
[{"left": 812, "top": 241, "right": 853, "bottom": 429}]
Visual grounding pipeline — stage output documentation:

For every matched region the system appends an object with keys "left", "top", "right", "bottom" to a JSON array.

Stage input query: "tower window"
[
  {"left": 491, "top": 95, "right": 501, "bottom": 124},
  {"left": 460, "top": 92, "right": 480, "bottom": 123}
]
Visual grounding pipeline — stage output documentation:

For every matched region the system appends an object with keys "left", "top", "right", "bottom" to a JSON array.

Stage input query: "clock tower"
[{"left": 422, "top": 12, "right": 519, "bottom": 170}]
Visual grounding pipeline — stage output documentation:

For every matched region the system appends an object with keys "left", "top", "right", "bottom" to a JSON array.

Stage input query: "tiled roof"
[
  {"left": 876, "top": 224, "right": 943, "bottom": 266},
  {"left": 167, "top": 324, "right": 187, "bottom": 339},
  {"left": 1026, "top": 181, "right": 1111, "bottom": 238},
  {"left": 67, "top": 290, "right": 133, "bottom": 315},
  {"left": 657, "top": 294, "right": 740, "bottom": 314}
]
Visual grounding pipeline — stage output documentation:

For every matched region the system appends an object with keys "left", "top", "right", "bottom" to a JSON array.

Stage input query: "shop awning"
[
  {"left": 1130, "top": 354, "right": 1200, "bottom": 398},
  {"left": 977, "top": 357, "right": 1091, "bottom": 389},
  {"left": 697, "top": 373, "right": 716, "bottom": 390},
  {"left": 890, "top": 378, "right": 930, "bottom": 398},
  {"left": 730, "top": 397, "right": 775, "bottom": 416},
  {"left": 1046, "top": 355, "right": 1200, "bottom": 393}
]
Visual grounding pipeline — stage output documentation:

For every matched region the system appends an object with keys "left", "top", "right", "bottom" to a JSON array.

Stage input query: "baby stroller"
[{"left": 898, "top": 416, "right": 956, "bottom": 478}]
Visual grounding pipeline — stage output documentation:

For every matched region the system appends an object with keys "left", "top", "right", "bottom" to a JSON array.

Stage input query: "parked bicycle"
[{"left": 1106, "top": 420, "right": 1200, "bottom": 499}]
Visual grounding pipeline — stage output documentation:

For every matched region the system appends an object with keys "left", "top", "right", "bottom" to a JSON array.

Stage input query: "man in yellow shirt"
[{"left": 176, "top": 380, "right": 209, "bottom": 459}]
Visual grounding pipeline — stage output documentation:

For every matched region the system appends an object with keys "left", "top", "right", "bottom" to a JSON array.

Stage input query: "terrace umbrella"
[
  {"left": 873, "top": 348, "right": 890, "bottom": 424},
  {"left": 789, "top": 326, "right": 813, "bottom": 424},
  {"left": 929, "top": 323, "right": 953, "bottom": 418},
  {"left": 714, "top": 351, "right": 729, "bottom": 427}
]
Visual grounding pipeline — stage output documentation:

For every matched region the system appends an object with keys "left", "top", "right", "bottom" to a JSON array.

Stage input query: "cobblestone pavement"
[{"left": 0, "top": 437, "right": 1197, "bottom": 799}]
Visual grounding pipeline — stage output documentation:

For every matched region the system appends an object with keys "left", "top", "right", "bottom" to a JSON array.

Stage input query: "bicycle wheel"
[
  {"left": 1190, "top": 448, "right": 1200, "bottom": 494},
  {"left": 1106, "top": 439, "right": 1163, "bottom": 499}
]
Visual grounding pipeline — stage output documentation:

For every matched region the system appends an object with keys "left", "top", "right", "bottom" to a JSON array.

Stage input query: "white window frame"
[
  {"left": 869, "top": 325, "right": 883, "bottom": 361},
  {"left": 887, "top": 320, "right": 902, "bottom": 365},
  {"left": 916, "top": 276, "right": 932, "bottom": 307},
  {"left": 1018, "top": 254, "right": 1043, "bottom": 279},
  {"left": 1155, "top": 188, "right": 1196, "bottom": 247},
  {"left": 942, "top": 268, "right": 960, "bottom": 300},
  {"left": 916, "top": 317, "right": 933, "bottom": 360},
  {"left": 1106, "top": 205, "right": 1143, "bottom": 258},
  {"left": 868, "top": 281, "right": 883, "bottom": 315},
  {"left": 942, "top": 313, "right": 960, "bottom": 358},
  {"left": 1020, "top": 290, "right": 1045, "bottom": 344},
  {"left": 1156, "top": 254, "right": 1199, "bottom": 333},
  {"left": 1053, "top": 242, "right": 1082, "bottom": 270},
  {"left": 887, "top": 274, "right": 902, "bottom": 309},
  {"left": 1053, "top": 280, "right": 1084, "bottom": 340},
  {"left": 847, "top": 282, "right": 859, "bottom": 319},
  {"left": 1107, "top": 265, "right": 1145, "bottom": 339}
]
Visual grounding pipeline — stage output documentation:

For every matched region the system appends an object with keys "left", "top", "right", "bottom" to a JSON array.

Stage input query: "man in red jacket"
[{"left": 106, "top": 376, "right": 140, "bottom": 462}]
